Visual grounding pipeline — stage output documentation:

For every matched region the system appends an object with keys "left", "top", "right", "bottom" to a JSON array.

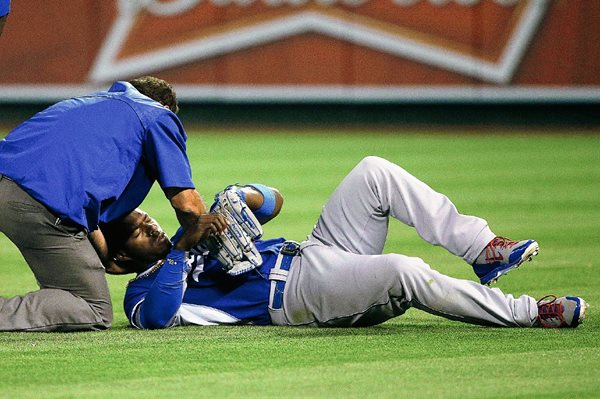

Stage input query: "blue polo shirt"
[
  {"left": 0, "top": 81, "right": 194, "bottom": 230},
  {"left": 0, "top": 0, "right": 9, "bottom": 17}
]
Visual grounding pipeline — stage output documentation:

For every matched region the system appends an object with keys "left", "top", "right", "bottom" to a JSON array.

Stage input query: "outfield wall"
[{"left": 0, "top": 0, "right": 599, "bottom": 104}]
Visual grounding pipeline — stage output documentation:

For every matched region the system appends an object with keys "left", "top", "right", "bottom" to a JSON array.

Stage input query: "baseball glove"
[{"left": 199, "top": 186, "right": 263, "bottom": 276}]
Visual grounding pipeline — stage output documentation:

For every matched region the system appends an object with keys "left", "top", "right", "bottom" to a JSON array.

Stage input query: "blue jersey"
[
  {"left": 0, "top": 0, "right": 9, "bottom": 17},
  {"left": 124, "top": 238, "right": 286, "bottom": 329},
  {"left": 0, "top": 82, "right": 194, "bottom": 230}
]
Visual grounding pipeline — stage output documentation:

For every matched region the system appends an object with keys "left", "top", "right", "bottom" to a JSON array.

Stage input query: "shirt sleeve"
[
  {"left": 0, "top": 0, "right": 10, "bottom": 17},
  {"left": 143, "top": 112, "right": 195, "bottom": 190},
  {"left": 125, "top": 249, "right": 191, "bottom": 329}
]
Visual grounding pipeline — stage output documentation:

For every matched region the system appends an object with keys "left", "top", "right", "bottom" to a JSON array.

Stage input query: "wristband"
[{"left": 246, "top": 183, "right": 276, "bottom": 219}]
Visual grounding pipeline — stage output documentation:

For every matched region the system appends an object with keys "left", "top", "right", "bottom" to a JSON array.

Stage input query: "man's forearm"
[
  {"left": 165, "top": 188, "right": 207, "bottom": 228},
  {"left": 88, "top": 229, "right": 109, "bottom": 263},
  {"left": 165, "top": 187, "right": 229, "bottom": 250},
  {"left": 89, "top": 229, "right": 124, "bottom": 273}
]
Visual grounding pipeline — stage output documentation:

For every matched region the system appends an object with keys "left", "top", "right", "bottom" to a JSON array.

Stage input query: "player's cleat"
[
  {"left": 472, "top": 237, "right": 539, "bottom": 285},
  {"left": 536, "top": 295, "right": 588, "bottom": 328}
]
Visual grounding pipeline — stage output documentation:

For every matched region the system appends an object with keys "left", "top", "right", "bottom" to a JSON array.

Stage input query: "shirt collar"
[{"left": 108, "top": 81, "right": 134, "bottom": 93}]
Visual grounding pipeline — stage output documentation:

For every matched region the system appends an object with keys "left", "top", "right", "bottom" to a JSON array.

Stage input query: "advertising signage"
[{"left": 0, "top": 0, "right": 598, "bottom": 102}]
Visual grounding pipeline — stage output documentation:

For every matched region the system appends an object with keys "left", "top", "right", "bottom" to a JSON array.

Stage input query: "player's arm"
[
  {"left": 145, "top": 112, "right": 227, "bottom": 237},
  {"left": 237, "top": 184, "right": 284, "bottom": 224},
  {"left": 127, "top": 243, "right": 198, "bottom": 329}
]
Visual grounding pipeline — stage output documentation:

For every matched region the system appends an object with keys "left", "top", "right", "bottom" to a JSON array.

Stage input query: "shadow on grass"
[{"left": 2, "top": 314, "right": 592, "bottom": 348}]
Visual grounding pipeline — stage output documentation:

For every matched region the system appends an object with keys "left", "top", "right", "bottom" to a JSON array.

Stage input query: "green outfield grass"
[{"left": 1, "top": 131, "right": 599, "bottom": 398}]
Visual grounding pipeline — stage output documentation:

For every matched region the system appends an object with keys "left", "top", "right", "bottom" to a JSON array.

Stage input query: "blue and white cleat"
[
  {"left": 472, "top": 237, "right": 539, "bottom": 285},
  {"left": 536, "top": 295, "right": 588, "bottom": 328}
]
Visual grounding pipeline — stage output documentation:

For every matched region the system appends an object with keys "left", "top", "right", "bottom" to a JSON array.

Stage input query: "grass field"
[{"left": 1, "top": 130, "right": 599, "bottom": 398}]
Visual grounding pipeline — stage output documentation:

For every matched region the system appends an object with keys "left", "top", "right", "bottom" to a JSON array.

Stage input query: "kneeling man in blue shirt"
[{"left": 0, "top": 76, "right": 225, "bottom": 331}]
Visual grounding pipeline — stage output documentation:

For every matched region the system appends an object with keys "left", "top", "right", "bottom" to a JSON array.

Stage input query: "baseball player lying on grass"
[{"left": 102, "top": 156, "right": 588, "bottom": 330}]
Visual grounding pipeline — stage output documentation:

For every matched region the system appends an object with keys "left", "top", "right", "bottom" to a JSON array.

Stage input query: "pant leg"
[
  {"left": 278, "top": 243, "right": 537, "bottom": 328},
  {"left": 0, "top": 177, "right": 112, "bottom": 332},
  {"left": 309, "top": 156, "right": 495, "bottom": 263}
]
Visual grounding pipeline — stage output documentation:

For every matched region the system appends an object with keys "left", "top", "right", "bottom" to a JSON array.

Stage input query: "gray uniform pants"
[
  {"left": 0, "top": 176, "right": 112, "bottom": 332},
  {"left": 269, "top": 157, "right": 537, "bottom": 328}
]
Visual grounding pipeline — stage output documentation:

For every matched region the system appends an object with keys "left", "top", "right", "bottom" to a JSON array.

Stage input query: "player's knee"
[
  {"left": 355, "top": 156, "right": 401, "bottom": 183},
  {"left": 356, "top": 156, "right": 388, "bottom": 172}
]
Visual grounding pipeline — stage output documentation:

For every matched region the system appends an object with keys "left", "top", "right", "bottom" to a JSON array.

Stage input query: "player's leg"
[
  {"left": 309, "top": 156, "right": 494, "bottom": 262},
  {"left": 0, "top": 178, "right": 112, "bottom": 332},
  {"left": 280, "top": 245, "right": 541, "bottom": 328}
]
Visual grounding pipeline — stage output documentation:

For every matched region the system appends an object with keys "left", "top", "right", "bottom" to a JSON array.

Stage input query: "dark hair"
[
  {"left": 128, "top": 76, "right": 180, "bottom": 114},
  {"left": 99, "top": 219, "right": 148, "bottom": 274},
  {"left": 99, "top": 219, "right": 133, "bottom": 257}
]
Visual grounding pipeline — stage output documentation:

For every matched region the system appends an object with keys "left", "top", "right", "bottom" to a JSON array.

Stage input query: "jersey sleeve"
[
  {"left": 0, "top": 0, "right": 10, "bottom": 17},
  {"left": 143, "top": 112, "right": 195, "bottom": 190},
  {"left": 124, "top": 249, "right": 191, "bottom": 329}
]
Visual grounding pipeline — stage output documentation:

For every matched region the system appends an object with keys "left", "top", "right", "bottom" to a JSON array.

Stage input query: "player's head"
[
  {"left": 101, "top": 209, "right": 172, "bottom": 274},
  {"left": 128, "top": 76, "right": 180, "bottom": 114}
]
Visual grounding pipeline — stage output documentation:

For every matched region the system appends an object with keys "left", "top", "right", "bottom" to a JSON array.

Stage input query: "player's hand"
[
  {"left": 174, "top": 213, "right": 228, "bottom": 251},
  {"left": 195, "top": 186, "right": 264, "bottom": 274},
  {"left": 200, "top": 212, "right": 229, "bottom": 236}
]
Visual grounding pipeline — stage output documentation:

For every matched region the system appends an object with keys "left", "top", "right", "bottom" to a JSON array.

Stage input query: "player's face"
[{"left": 121, "top": 210, "right": 171, "bottom": 264}]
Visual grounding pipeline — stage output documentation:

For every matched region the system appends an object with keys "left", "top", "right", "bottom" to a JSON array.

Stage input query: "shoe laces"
[
  {"left": 537, "top": 295, "right": 564, "bottom": 324},
  {"left": 489, "top": 237, "right": 519, "bottom": 249},
  {"left": 484, "top": 237, "right": 518, "bottom": 262}
]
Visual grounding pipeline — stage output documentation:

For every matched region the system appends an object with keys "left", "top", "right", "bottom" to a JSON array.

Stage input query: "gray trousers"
[
  {"left": 270, "top": 157, "right": 537, "bottom": 328},
  {"left": 0, "top": 176, "right": 112, "bottom": 331}
]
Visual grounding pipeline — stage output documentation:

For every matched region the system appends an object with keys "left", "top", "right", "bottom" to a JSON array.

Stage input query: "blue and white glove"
[{"left": 200, "top": 186, "right": 263, "bottom": 276}]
